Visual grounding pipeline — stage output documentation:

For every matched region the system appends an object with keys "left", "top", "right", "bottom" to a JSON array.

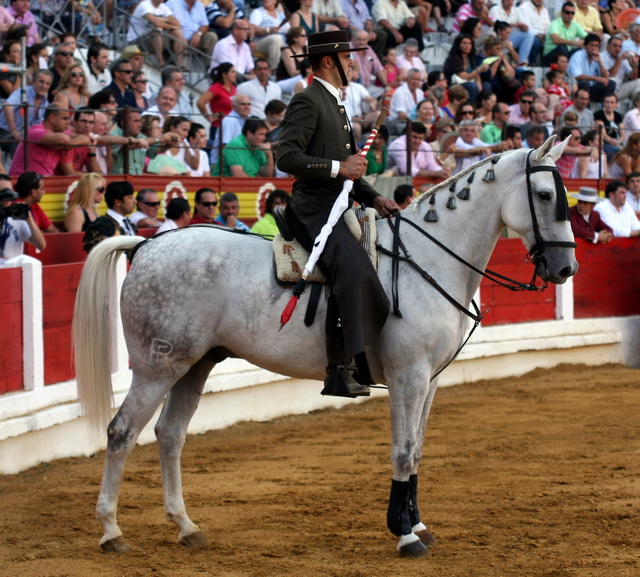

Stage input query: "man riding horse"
[{"left": 276, "top": 30, "right": 399, "bottom": 399}]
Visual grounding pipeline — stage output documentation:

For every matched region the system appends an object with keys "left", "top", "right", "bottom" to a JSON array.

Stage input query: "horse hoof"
[
  {"left": 398, "top": 534, "right": 430, "bottom": 558},
  {"left": 414, "top": 528, "right": 437, "bottom": 547},
  {"left": 180, "top": 530, "right": 208, "bottom": 548},
  {"left": 100, "top": 536, "right": 130, "bottom": 554}
]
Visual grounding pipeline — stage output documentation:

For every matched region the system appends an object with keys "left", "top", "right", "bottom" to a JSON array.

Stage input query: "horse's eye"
[{"left": 538, "top": 191, "right": 552, "bottom": 202}]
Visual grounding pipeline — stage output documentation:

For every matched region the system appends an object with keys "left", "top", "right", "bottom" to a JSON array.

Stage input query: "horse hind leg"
[
  {"left": 97, "top": 374, "right": 177, "bottom": 553},
  {"left": 155, "top": 357, "right": 215, "bottom": 548}
]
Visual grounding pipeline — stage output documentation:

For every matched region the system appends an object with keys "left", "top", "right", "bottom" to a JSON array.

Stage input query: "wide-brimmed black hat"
[{"left": 292, "top": 30, "right": 368, "bottom": 58}]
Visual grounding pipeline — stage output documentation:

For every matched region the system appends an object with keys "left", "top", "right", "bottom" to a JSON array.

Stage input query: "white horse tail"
[{"left": 73, "top": 235, "right": 144, "bottom": 432}]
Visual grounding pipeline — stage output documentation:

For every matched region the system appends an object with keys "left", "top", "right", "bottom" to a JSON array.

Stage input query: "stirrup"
[{"left": 273, "top": 205, "right": 294, "bottom": 241}]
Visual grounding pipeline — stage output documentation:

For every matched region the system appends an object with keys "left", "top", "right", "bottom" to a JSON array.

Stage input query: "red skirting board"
[{"left": 0, "top": 268, "right": 23, "bottom": 393}]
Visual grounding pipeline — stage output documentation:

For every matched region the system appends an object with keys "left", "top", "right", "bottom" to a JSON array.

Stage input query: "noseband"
[{"left": 524, "top": 149, "right": 577, "bottom": 268}]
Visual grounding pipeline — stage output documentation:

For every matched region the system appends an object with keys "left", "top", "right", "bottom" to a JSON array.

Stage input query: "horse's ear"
[{"left": 534, "top": 134, "right": 558, "bottom": 163}]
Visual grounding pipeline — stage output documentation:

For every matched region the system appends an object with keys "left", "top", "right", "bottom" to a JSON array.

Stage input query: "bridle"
[{"left": 376, "top": 150, "right": 577, "bottom": 378}]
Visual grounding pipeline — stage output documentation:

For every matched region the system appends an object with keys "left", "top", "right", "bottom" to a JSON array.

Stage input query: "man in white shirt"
[
  {"left": 625, "top": 171, "right": 640, "bottom": 218},
  {"left": 151, "top": 67, "right": 193, "bottom": 118},
  {"left": 387, "top": 123, "right": 450, "bottom": 178},
  {"left": 156, "top": 197, "right": 191, "bottom": 234},
  {"left": 209, "top": 19, "right": 255, "bottom": 80},
  {"left": 129, "top": 189, "right": 162, "bottom": 229},
  {"left": 488, "top": 0, "right": 535, "bottom": 66},
  {"left": 85, "top": 42, "right": 112, "bottom": 94},
  {"left": 389, "top": 68, "right": 423, "bottom": 133},
  {"left": 595, "top": 179, "right": 640, "bottom": 238},
  {"left": 142, "top": 87, "right": 179, "bottom": 123},
  {"left": 236, "top": 58, "right": 282, "bottom": 119},
  {"left": 518, "top": 0, "right": 551, "bottom": 65},
  {"left": 600, "top": 34, "right": 640, "bottom": 102},
  {"left": 453, "top": 120, "right": 506, "bottom": 175}
]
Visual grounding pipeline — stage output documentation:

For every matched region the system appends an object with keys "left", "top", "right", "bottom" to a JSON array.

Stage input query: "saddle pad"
[{"left": 273, "top": 207, "right": 379, "bottom": 284}]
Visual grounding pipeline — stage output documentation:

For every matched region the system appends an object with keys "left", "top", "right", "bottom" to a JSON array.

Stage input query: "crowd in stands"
[{"left": 2, "top": 0, "right": 640, "bottom": 259}]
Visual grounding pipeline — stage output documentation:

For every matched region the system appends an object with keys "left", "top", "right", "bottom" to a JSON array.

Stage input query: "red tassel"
[{"left": 279, "top": 295, "right": 299, "bottom": 329}]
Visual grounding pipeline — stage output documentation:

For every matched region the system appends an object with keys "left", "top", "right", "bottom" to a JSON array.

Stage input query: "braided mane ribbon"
[{"left": 279, "top": 107, "right": 390, "bottom": 329}]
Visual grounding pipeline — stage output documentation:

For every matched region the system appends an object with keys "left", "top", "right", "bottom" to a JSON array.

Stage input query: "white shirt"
[
  {"left": 626, "top": 192, "right": 640, "bottom": 215},
  {"left": 236, "top": 78, "right": 283, "bottom": 119},
  {"left": 488, "top": 4, "right": 524, "bottom": 26},
  {"left": 342, "top": 82, "right": 370, "bottom": 119},
  {"left": 85, "top": 65, "right": 112, "bottom": 95},
  {"left": 453, "top": 137, "right": 490, "bottom": 175},
  {"left": 600, "top": 49, "right": 633, "bottom": 87},
  {"left": 210, "top": 34, "right": 255, "bottom": 74},
  {"left": 156, "top": 219, "right": 178, "bottom": 234},
  {"left": 128, "top": 0, "right": 175, "bottom": 43},
  {"left": 0, "top": 218, "right": 30, "bottom": 261},
  {"left": 128, "top": 210, "right": 150, "bottom": 226},
  {"left": 594, "top": 198, "right": 640, "bottom": 237},
  {"left": 106, "top": 208, "right": 136, "bottom": 236},
  {"left": 389, "top": 82, "right": 422, "bottom": 121},
  {"left": 518, "top": 1, "right": 551, "bottom": 36}
]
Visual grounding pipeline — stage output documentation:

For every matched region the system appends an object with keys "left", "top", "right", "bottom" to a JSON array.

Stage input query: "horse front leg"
[
  {"left": 155, "top": 358, "right": 214, "bottom": 547},
  {"left": 386, "top": 366, "right": 436, "bottom": 558}
]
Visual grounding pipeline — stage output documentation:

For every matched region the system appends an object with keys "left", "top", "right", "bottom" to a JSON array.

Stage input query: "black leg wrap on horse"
[
  {"left": 408, "top": 474, "right": 421, "bottom": 527},
  {"left": 387, "top": 479, "right": 413, "bottom": 537}
]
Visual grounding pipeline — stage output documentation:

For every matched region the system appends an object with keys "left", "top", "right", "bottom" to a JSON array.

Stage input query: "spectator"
[
  {"left": 572, "top": 129, "right": 608, "bottom": 178},
  {"left": 389, "top": 68, "right": 423, "bottom": 128},
  {"left": 82, "top": 215, "right": 119, "bottom": 254},
  {"left": 452, "top": 0, "right": 494, "bottom": 37},
  {"left": 185, "top": 122, "right": 211, "bottom": 177},
  {"left": 481, "top": 35, "right": 520, "bottom": 103},
  {"left": 600, "top": 34, "right": 640, "bottom": 103},
  {"left": 65, "top": 107, "right": 100, "bottom": 175},
  {"left": 25, "top": 43, "right": 49, "bottom": 84},
  {"left": 215, "top": 191, "right": 250, "bottom": 230},
  {"left": 595, "top": 94, "right": 624, "bottom": 160},
  {"left": 131, "top": 70, "right": 150, "bottom": 111},
  {"left": 48, "top": 44, "right": 75, "bottom": 98},
  {"left": 595, "top": 179, "right": 640, "bottom": 237},
  {"left": 568, "top": 33, "right": 615, "bottom": 103},
  {"left": 209, "top": 19, "right": 255, "bottom": 81},
  {"left": 543, "top": 2, "right": 586, "bottom": 66},
  {"left": 152, "top": 66, "right": 192, "bottom": 117},
  {"left": 14, "top": 171, "right": 59, "bottom": 232},
  {"left": 342, "top": 61, "right": 379, "bottom": 142},
  {"left": 625, "top": 171, "right": 640, "bottom": 218},
  {"left": 340, "top": 0, "right": 387, "bottom": 57},
  {"left": 248, "top": 0, "right": 285, "bottom": 72},
  {"left": 481, "top": 101, "right": 511, "bottom": 144},
  {"left": 415, "top": 98, "right": 437, "bottom": 135},
  {"left": 440, "top": 84, "right": 469, "bottom": 120},
  {"left": 387, "top": 122, "right": 450, "bottom": 178},
  {"left": 121, "top": 45, "right": 147, "bottom": 74},
  {"left": 505, "top": 124, "right": 523, "bottom": 148},
  {"left": 128, "top": 0, "right": 185, "bottom": 68},
  {"left": 219, "top": 117, "right": 274, "bottom": 178},
  {"left": 475, "top": 89, "right": 497, "bottom": 126},
  {"left": 104, "top": 181, "right": 138, "bottom": 236},
  {"left": 0, "top": 68, "right": 51, "bottom": 162},
  {"left": 601, "top": 0, "right": 626, "bottom": 38},
  {"left": 365, "top": 123, "right": 389, "bottom": 175},
  {"left": 0, "top": 183, "right": 46, "bottom": 260},
  {"left": 147, "top": 115, "right": 193, "bottom": 175},
  {"left": 554, "top": 125, "right": 582, "bottom": 178},
  {"left": 315, "top": 0, "right": 351, "bottom": 32},
  {"left": 129, "top": 188, "right": 162, "bottom": 228},
  {"left": 524, "top": 101, "right": 553, "bottom": 140},
  {"left": 443, "top": 33, "right": 489, "bottom": 102},
  {"left": 546, "top": 68, "right": 573, "bottom": 113},
  {"left": 6, "top": 0, "right": 41, "bottom": 46},
  {"left": 84, "top": 42, "right": 111, "bottom": 94},
  {"left": 109, "top": 108, "right": 153, "bottom": 175},
  {"left": 264, "top": 98, "right": 286, "bottom": 144},
  {"left": 197, "top": 62, "right": 237, "bottom": 141},
  {"left": 508, "top": 89, "right": 535, "bottom": 125},
  {"left": 206, "top": 0, "right": 245, "bottom": 41},
  {"left": 276, "top": 27, "right": 308, "bottom": 95},
  {"left": 52, "top": 63, "right": 91, "bottom": 112},
  {"left": 88, "top": 90, "right": 119, "bottom": 124},
  {"left": 93, "top": 111, "right": 113, "bottom": 174},
  {"left": 165, "top": 0, "right": 217, "bottom": 60},
  {"left": 64, "top": 172, "right": 106, "bottom": 233},
  {"left": 288, "top": 0, "right": 320, "bottom": 37},
  {"left": 453, "top": 119, "right": 506, "bottom": 174},
  {"left": 393, "top": 183, "right": 415, "bottom": 209},
  {"left": 236, "top": 58, "right": 282, "bottom": 119},
  {"left": 561, "top": 87, "right": 594, "bottom": 134},
  {"left": 372, "top": 0, "right": 425, "bottom": 53},
  {"left": 429, "top": 116, "right": 457, "bottom": 171},
  {"left": 518, "top": 0, "right": 551, "bottom": 65},
  {"left": 0, "top": 5, "right": 15, "bottom": 42},
  {"left": 622, "top": 23, "right": 640, "bottom": 57},
  {"left": 609, "top": 132, "right": 640, "bottom": 178},
  {"left": 9, "top": 104, "right": 91, "bottom": 177},
  {"left": 143, "top": 86, "right": 179, "bottom": 124},
  {"left": 488, "top": 0, "right": 535, "bottom": 66},
  {"left": 190, "top": 187, "right": 218, "bottom": 224},
  {"left": 156, "top": 197, "right": 191, "bottom": 234},
  {"left": 569, "top": 186, "right": 613, "bottom": 244},
  {"left": 105, "top": 59, "right": 137, "bottom": 109},
  {"left": 250, "top": 188, "right": 290, "bottom": 236},
  {"left": 396, "top": 38, "right": 427, "bottom": 82},
  {"left": 523, "top": 125, "right": 547, "bottom": 149},
  {"left": 210, "top": 93, "right": 251, "bottom": 167},
  {"left": 0, "top": 39, "right": 22, "bottom": 101},
  {"left": 573, "top": 0, "right": 603, "bottom": 37},
  {"left": 622, "top": 91, "right": 640, "bottom": 141},
  {"left": 350, "top": 29, "right": 387, "bottom": 99}
]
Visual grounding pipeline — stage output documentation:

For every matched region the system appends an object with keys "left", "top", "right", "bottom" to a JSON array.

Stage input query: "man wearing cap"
[
  {"left": 277, "top": 30, "right": 399, "bottom": 399},
  {"left": 0, "top": 182, "right": 46, "bottom": 262},
  {"left": 569, "top": 186, "right": 613, "bottom": 243},
  {"left": 104, "top": 181, "right": 138, "bottom": 236},
  {"left": 121, "top": 45, "right": 146, "bottom": 73},
  {"left": 595, "top": 179, "right": 640, "bottom": 238}
]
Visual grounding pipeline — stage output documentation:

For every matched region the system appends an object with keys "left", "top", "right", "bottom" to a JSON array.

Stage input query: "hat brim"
[
  {"left": 291, "top": 45, "right": 369, "bottom": 58},
  {"left": 570, "top": 193, "right": 602, "bottom": 203}
]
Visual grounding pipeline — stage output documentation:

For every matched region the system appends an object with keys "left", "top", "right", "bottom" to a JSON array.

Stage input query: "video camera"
[{"left": 0, "top": 187, "right": 29, "bottom": 221}]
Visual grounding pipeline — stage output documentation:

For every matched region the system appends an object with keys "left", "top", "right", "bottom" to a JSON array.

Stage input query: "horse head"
[{"left": 501, "top": 135, "right": 579, "bottom": 285}]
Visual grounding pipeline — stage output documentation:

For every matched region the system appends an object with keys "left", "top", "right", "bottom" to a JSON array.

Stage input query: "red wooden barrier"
[
  {"left": 480, "top": 239, "right": 557, "bottom": 326},
  {"left": 574, "top": 238, "right": 640, "bottom": 319},
  {"left": 42, "top": 263, "right": 84, "bottom": 385},
  {"left": 25, "top": 232, "right": 86, "bottom": 265},
  {"left": 0, "top": 267, "right": 23, "bottom": 393}
]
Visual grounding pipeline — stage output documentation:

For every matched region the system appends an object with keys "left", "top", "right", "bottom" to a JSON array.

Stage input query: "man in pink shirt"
[
  {"left": 209, "top": 19, "right": 255, "bottom": 81},
  {"left": 7, "top": 0, "right": 41, "bottom": 46},
  {"left": 388, "top": 123, "right": 451, "bottom": 178},
  {"left": 9, "top": 104, "right": 91, "bottom": 177},
  {"left": 351, "top": 29, "right": 386, "bottom": 98}
]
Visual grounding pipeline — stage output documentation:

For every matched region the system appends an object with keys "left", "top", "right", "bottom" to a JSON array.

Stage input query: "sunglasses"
[
  {"left": 118, "top": 69, "right": 133, "bottom": 74},
  {"left": 520, "top": 100, "right": 533, "bottom": 104},
  {"left": 135, "top": 79, "right": 148, "bottom": 83},
  {"left": 461, "top": 110, "right": 474, "bottom": 115},
  {"left": 71, "top": 71, "right": 85, "bottom": 78},
  {"left": 58, "top": 51, "right": 73, "bottom": 57},
  {"left": 199, "top": 201, "right": 218, "bottom": 207},
  {"left": 96, "top": 186, "right": 105, "bottom": 193},
  {"left": 140, "top": 201, "right": 161, "bottom": 207},
  {"left": 563, "top": 10, "right": 575, "bottom": 14}
]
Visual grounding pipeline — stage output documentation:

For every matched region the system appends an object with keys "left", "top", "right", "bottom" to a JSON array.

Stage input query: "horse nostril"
[{"left": 559, "top": 266, "right": 574, "bottom": 280}]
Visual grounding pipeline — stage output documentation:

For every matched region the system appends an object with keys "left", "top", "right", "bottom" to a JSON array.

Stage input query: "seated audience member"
[
  {"left": 250, "top": 188, "right": 290, "bottom": 236},
  {"left": 247, "top": 0, "right": 285, "bottom": 72},
  {"left": 236, "top": 58, "right": 282, "bottom": 119},
  {"left": 508, "top": 89, "right": 535, "bottom": 125},
  {"left": 452, "top": 0, "right": 494, "bottom": 37},
  {"left": 453, "top": 119, "right": 507, "bottom": 175},
  {"left": 152, "top": 66, "right": 192, "bottom": 117},
  {"left": 146, "top": 116, "right": 191, "bottom": 176},
  {"left": 625, "top": 171, "right": 640, "bottom": 218},
  {"left": 209, "top": 19, "right": 255, "bottom": 81},
  {"left": 573, "top": 0, "right": 602, "bottom": 37},
  {"left": 220, "top": 118, "right": 274, "bottom": 178},
  {"left": 7, "top": 0, "right": 41, "bottom": 46},
  {"left": 388, "top": 68, "right": 424, "bottom": 130},
  {"left": 9, "top": 105, "right": 91, "bottom": 177},
  {"left": 121, "top": 45, "right": 147, "bottom": 75},
  {"left": 569, "top": 186, "right": 613, "bottom": 244},
  {"left": 481, "top": 101, "right": 510, "bottom": 144},
  {"left": 505, "top": 124, "right": 523, "bottom": 149},
  {"left": 264, "top": 98, "right": 286, "bottom": 144},
  {"left": 129, "top": 188, "right": 162, "bottom": 228},
  {"left": 82, "top": 215, "right": 119, "bottom": 254},
  {"left": 366, "top": 123, "right": 389, "bottom": 175},
  {"left": 560, "top": 88, "right": 594, "bottom": 134},
  {"left": 48, "top": 43, "right": 75, "bottom": 98},
  {"left": 64, "top": 172, "right": 106, "bottom": 233},
  {"left": 396, "top": 38, "right": 427, "bottom": 82},
  {"left": 0, "top": 39, "right": 22, "bottom": 101},
  {"left": 210, "top": 93, "right": 252, "bottom": 167},
  {"left": 105, "top": 59, "right": 137, "bottom": 109},
  {"left": 488, "top": 0, "right": 535, "bottom": 67},
  {"left": 143, "top": 86, "right": 179, "bottom": 124},
  {"left": 165, "top": 0, "right": 217, "bottom": 60},
  {"left": 156, "top": 197, "right": 191, "bottom": 234},
  {"left": 571, "top": 129, "right": 608, "bottom": 179},
  {"left": 600, "top": 34, "right": 640, "bottom": 104},
  {"left": 185, "top": 122, "right": 211, "bottom": 177},
  {"left": 554, "top": 125, "right": 583, "bottom": 178},
  {"left": 66, "top": 107, "right": 101, "bottom": 175},
  {"left": 342, "top": 61, "right": 379, "bottom": 142},
  {"left": 206, "top": 0, "right": 245, "bottom": 41},
  {"left": 190, "top": 187, "right": 218, "bottom": 224},
  {"left": 214, "top": 191, "right": 250, "bottom": 231},
  {"left": 567, "top": 33, "right": 615, "bottom": 103},
  {"left": 128, "top": 0, "right": 185, "bottom": 68},
  {"left": 110, "top": 108, "right": 153, "bottom": 175},
  {"left": 275, "top": 27, "right": 307, "bottom": 95},
  {"left": 387, "top": 122, "right": 451, "bottom": 178},
  {"left": 393, "top": 183, "right": 415, "bottom": 210},
  {"left": 543, "top": 2, "right": 587, "bottom": 66},
  {"left": 350, "top": 28, "right": 387, "bottom": 98},
  {"left": 88, "top": 90, "right": 118, "bottom": 125},
  {"left": 519, "top": 0, "right": 551, "bottom": 65},
  {"left": 104, "top": 180, "right": 138, "bottom": 236},
  {"left": 25, "top": 43, "right": 49, "bottom": 84},
  {"left": 594, "top": 179, "right": 640, "bottom": 237},
  {"left": 14, "top": 171, "right": 58, "bottom": 232},
  {"left": 622, "top": 92, "right": 640, "bottom": 140},
  {"left": 523, "top": 125, "right": 547, "bottom": 149},
  {"left": 84, "top": 42, "right": 112, "bottom": 94},
  {"left": 0, "top": 184, "right": 46, "bottom": 261},
  {"left": 131, "top": 70, "right": 150, "bottom": 111},
  {"left": 51, "top": 62, "right": 91, "bottom": 113},
  {"left": 372, "top": 0, "right": 426, "bottom": 53},
  {"left": 443, "top": 33, "right": 489, "bottom": 103}
]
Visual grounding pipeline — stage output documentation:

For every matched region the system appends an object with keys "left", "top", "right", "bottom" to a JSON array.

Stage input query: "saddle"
[{"left": 272, "top": 205, "right": 379, "bottom": 285}]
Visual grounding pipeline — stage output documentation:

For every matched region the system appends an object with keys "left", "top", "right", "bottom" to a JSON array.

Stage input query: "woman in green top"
[{"left": 366, "top": 124, "right": 389, "bottom": 175}]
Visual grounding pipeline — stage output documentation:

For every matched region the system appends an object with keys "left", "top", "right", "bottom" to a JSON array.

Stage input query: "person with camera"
[{"left": 0, "top": 176, "right": 46, "bottom": 264}]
